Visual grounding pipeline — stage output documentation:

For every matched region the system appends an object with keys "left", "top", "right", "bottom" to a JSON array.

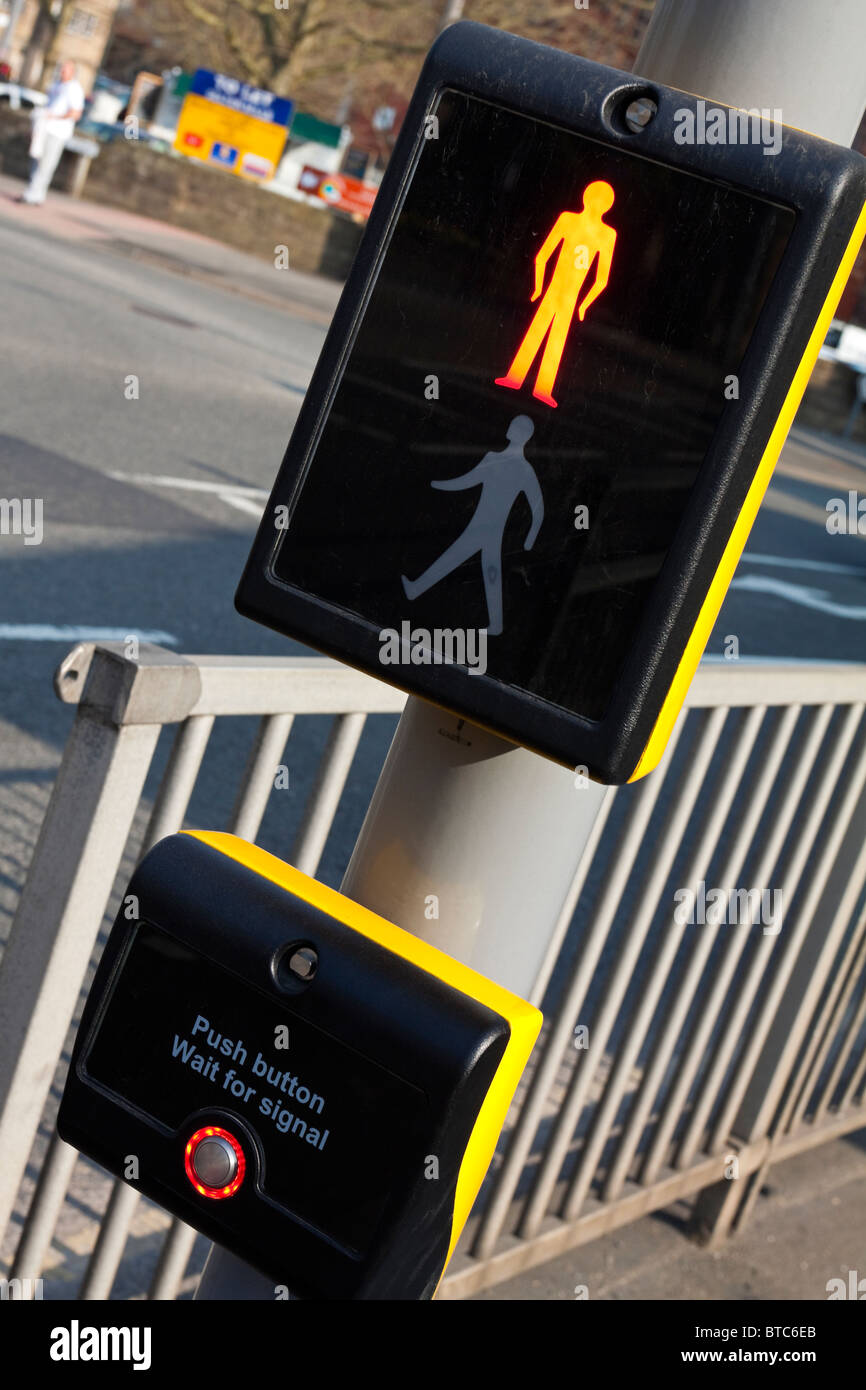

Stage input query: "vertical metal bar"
[
  {"left": 9, "top": 1136, "right": 79, "bottom": 1289},
  {"left": 602, "top": 705, "right": 765, "bottom": 1202},
  {"left": 701, "top": 706, "right": 864, "bottom": 1154},
  {"left": 639, "top": 703, "right": 804, "bottom": 1185},
  {"left": 470, "top": 778, "right": 649, "bottom": 1258},
  {"left": 79, "top": 1185, "right": 141, "bottom": 1300},
  {"left": 720, "top": 885, "right": 866, "bottom": 1250},
  {"left": 516, "top": 719, "right": 688, "bottom": 1239},
  {"left": 536, "top": 717, "right": 722, "bottom": 1228},
  {"left": 727, "top": 735, "right": 866, "bottom": 1143},
  {"left": 78, "top": 714, "right": 216, "bottom": 1301},
  {"left": 230, "top": 713, "right": 295, "bottom": 843},
  {"left": 560, "top": 707, "right": 728, "bottom": 1220},
  {"left": 191, "top": 711, "right": 371, "bottom": 1300},
  {"left": 529, "top": 786, "right": 617, "bottom": 1009},
  {"left": 291, "top": 713, "right": 366, "bottom": 876},
  {"left": 837, "top": 1007, "right": 866, "bottom": 1109},
  {"left": 0, "top": 708, "right": 162, "bottom": 1241},
  {"left": 149, "top": 1222, "right": 199, "bottom": 1302},
  {"left": 815, "top": 950, "right": 866, "bottom": 1120},
  {"left": 141, "top": 715, "right": 216, "bottom": 851},
  {"left": 677, "top": 704, "right": 852, "bottom": 1167},
  {"left": 147, "top": 715, "right": 295, "bottom": 1302},
  {"left": 792, "top": 912, "right": 866, "bottom": 1127}
]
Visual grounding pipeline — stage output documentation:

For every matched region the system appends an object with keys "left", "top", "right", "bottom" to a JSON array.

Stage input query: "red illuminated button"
[{"left": 184, "top": 1125, "right": 245, "bottom": 1199}]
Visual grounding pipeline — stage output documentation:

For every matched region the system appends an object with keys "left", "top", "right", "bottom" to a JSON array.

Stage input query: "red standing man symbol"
[{"left": 495, "top": 180, "right": 617, "bottom": 408}]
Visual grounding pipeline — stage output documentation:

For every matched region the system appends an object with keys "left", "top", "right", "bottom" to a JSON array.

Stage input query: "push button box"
[{"left": 57, "top": 831, "right": 541, "bottom": 1299}]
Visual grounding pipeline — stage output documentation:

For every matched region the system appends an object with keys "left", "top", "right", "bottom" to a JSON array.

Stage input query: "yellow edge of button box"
[
  {"left": 186, "top": 830, "right": 543, "bottom": 1286},
  {"left": 629, "top": 197, "right": 866, "bottom": 783}
]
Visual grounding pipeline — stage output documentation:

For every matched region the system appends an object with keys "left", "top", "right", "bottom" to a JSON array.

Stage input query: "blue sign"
[
  {"left": 208, "top": 142, "right": 239, "bottom": 169},
  {"left": 189, "top": 69, "right": 294, "bottom": 128}
]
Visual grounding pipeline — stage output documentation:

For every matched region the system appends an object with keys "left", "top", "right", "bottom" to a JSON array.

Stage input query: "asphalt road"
[
  {"left": 0, "top": 183, "right": 398, "bottom": 908},
  {"left": 1, "top": 182, "right": 865, "bottom": 815},
  {"left": 1, "top": 183, "right": 864, "bottom": 898},
  {"left": 1, "top": 179, "right": 865, "bottom": 1299}
]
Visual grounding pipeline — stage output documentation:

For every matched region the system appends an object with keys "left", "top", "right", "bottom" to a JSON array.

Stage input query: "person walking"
[
  {"left": 18, "top": 61, "right": 84, "bottom": 206},
  {"left": 401, "top": 415, "right": 544, "bottom": 636}
]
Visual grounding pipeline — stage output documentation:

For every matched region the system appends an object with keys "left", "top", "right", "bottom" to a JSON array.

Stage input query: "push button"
[
  {"left": 184, "top": 1125, "right": 245, "bottom": 1199},
  {"left": 194, "top": 1135, "right": 236, "bottom": 1186},
  {"left": 58, "top": 831, "right": 542, "bottom": 1297}
]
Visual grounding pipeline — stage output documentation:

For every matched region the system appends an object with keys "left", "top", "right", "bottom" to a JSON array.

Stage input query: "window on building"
[{"left": 65, "top": 8, "right": 99, "bottom": 37}]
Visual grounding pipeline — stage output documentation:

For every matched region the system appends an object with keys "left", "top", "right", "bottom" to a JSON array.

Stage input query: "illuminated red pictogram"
[
  {"left": 184, "top": 1125, "right": 246, "bottom": 1199},
  {"left": 495, "top": 180, "right": 617, "bottom": 408}
]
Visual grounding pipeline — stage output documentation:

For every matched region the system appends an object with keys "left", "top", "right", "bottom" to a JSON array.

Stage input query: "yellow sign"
[{"left": 173, "top": 71, "right": 293, "bottom": 182}]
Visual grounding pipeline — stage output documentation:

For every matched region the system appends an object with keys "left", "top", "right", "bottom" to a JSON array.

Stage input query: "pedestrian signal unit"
[
  {"left": 236, "top": 21, "right": 866, "bottom": 783},
  {"left": 57, "top": 831, "right": 541, "bottom": 1300}
]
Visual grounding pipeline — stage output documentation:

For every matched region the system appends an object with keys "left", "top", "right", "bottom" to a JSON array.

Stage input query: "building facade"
[{"left": 0, "top": 0, "right": 121, "bottom": 94}]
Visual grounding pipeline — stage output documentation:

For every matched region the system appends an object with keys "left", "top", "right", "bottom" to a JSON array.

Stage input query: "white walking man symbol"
[{"left": 401, "top": 415, "right": 544, "bottom": 636}]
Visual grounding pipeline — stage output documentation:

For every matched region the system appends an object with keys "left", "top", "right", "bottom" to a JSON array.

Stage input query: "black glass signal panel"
[
  {"left": 237, "top": 22, "right": 866, "bottom": 782},
  {"left": 269, "top": 88, "right": 794, "bottom": 723}
]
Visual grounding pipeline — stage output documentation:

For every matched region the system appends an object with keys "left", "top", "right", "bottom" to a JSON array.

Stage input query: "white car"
[{"left": 0, "top": 81, "right": 47, "bottom": 111}]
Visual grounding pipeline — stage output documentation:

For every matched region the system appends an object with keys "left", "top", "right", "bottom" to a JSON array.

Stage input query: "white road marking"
[
  {"left": 218, "top": 493, "right": 265, "bottom": 518},
  {"left": 730, "top": 575, "right": 866, "bottom": 620},
  {"left": 107, "top": 472, "right": 268, "bottom": 499},
  {"left": 0, "top": 624, "right": 180, "bottom": 643},
  {"left": 742, "top": 552, "right": 866, "bottom": 577}
]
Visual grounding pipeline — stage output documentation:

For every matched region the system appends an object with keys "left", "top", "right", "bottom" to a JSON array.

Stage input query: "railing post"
[{"left": 0, "top": 643, "right": 201, "bottom": 1242}]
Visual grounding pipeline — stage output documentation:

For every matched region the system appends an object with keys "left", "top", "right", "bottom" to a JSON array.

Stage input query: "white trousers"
[{"left": 24, "top": 132, "right": 67, "bottom": 204}]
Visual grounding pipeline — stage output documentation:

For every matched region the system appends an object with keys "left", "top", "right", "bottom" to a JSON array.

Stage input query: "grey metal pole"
[
  {"left": 196, "top": 701, "right": 607, "bottom": 1297},
  {"left": 635, "top": 0, "right": 866, "bottom": 146},
  {"left": 438, "top": 0, "right": 466, "bottom": 34},
  {"left": 340, "top": 701, "right": 607, "bottom": 999}
]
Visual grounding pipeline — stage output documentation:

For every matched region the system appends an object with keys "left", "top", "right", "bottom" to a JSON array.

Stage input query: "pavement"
[
  {"left": 473, "top": 1130, "right": 866, "bottom": 1300},
  {"left": 0, "top": 173, "right": 865, "bottom": 1301},
  {"left": 0, "top": 172, "right": 343, "bottom": 324}
]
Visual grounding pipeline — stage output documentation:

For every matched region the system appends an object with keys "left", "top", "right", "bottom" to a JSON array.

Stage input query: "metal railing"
[{"left": 0, "top": 643, "right": 864, "bottom": 1299}]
